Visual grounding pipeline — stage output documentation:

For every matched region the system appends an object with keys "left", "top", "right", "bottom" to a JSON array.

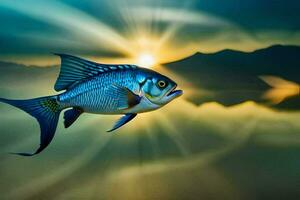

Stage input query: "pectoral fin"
[
  {"left": 110, "top": 84, "right": 141, "bottom": 110},
  {"left": 107, "top": 113, "right": 137, "bottom": 132}
]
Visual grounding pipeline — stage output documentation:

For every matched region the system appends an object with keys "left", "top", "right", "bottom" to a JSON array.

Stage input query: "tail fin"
[{"left": 0, "top": 96, "right": 62, "bottom": 156}]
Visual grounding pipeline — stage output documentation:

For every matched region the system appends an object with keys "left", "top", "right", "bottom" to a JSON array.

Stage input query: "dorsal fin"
[{"left": 54, "top": 54, "right": 136, "bottom": 91}]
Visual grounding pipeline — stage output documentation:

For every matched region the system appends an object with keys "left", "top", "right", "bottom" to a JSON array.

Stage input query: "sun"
[{"left": 137, "top": 53, "right": 156, "bottom": 68}]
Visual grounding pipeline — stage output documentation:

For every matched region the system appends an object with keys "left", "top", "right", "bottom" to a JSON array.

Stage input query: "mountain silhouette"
[
  {"left": 0, "top": 61, "right": 58, "bottom": 81},
  {"left": 164, "top": 45, "right": 300, "bottom": 110},
  {"left": 0, "top": 45, "right": 299, "bottom": 110},
  {"left": 0, "top": 61, "right": 58, "bottom": 97}
]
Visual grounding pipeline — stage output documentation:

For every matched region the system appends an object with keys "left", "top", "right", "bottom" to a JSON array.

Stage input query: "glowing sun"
[{"left": 137, "top": 53, "right": 156, "bottom": 68}]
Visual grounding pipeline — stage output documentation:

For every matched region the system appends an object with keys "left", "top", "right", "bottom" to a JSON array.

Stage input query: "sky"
[{"left": 0, "top": 0, "right": 299, "bottom": 66}]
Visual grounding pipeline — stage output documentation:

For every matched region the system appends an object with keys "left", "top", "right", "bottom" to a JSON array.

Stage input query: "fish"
[{"left": 0, "top": 54, "right": 183, "bottom": 156}]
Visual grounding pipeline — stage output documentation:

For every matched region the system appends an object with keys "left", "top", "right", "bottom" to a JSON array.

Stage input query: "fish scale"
[{"left": 58, "top": 69, "right": 140, "bottom": 113}]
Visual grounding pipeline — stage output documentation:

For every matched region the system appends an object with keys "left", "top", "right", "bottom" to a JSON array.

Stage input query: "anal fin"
[{"left": 64, "top": 107, "right": 83, "bottom": 128}]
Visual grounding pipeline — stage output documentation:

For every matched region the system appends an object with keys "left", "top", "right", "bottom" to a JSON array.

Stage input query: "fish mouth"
[{"left": 166, "top": 85, "right": 183, "bottom": 98}]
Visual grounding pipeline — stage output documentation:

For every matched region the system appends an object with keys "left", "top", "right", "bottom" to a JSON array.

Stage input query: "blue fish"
[{"left": 0, "top": 54, "right": 183, "bottom": 156}]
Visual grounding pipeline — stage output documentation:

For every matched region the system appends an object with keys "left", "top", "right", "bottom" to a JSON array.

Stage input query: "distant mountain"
[
  {"left": 164, "top": 45, "right": 300, "bottom": 110},
  {"left": 0, "top": 61, "right": 58, "bottom": 81},
  {"left": 0, "top": 61, "right": 59, "bottom": 97},
  {"left": 0, "top": 45, "right": 299, "bottom": 110}
]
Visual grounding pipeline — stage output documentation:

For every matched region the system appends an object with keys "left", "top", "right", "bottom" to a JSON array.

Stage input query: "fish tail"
[{"left": 0, "top": 95, "right": 62, "bottom": 156}]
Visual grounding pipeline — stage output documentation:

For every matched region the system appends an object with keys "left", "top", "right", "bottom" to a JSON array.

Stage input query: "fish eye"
[{"left": 157, "top": 80, "right": 167, "bottom": 88}]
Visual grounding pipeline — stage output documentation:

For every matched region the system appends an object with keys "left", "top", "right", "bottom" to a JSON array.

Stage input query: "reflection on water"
[{"left": 0, "top": 76, "right": 300, "bottom": 200}]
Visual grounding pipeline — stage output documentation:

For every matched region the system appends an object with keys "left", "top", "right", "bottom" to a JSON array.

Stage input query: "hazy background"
[{"left": 0, "top": 0, "right": 300, "bottom": 200}]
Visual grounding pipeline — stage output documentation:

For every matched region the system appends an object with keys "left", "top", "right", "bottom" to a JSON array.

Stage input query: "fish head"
[{"left": 138, "top": 69, "right": 183, "bottom": 106}]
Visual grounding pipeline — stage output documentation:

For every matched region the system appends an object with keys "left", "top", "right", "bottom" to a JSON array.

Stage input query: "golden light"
[
  {"left": 260, "top": 76, "right": 300, "bottom": 104},
  {"left": 137, "top": 53, "right": 156, "bottom": 68}
]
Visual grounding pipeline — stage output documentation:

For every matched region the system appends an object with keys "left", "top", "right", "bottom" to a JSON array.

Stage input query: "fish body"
[
  {"left": 0, "top": 54, "right": 182, "bottom": 156},
  {"left": 58, "top": 67, "right": 159, "bottom": 114}
]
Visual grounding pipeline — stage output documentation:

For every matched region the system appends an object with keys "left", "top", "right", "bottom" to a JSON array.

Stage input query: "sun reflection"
[{"left": 260, "top": 76, "right": 300, "bottom": 104}]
